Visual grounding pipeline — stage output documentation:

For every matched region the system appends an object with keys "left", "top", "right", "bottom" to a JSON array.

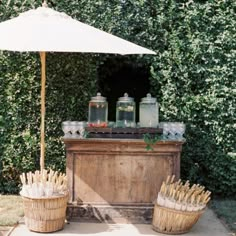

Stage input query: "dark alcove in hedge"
[{"left": 98, "top": 57, "right": 150, "bottom": 122}]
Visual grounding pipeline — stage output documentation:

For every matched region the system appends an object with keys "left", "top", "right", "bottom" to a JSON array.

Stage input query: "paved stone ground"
[
  {"left": 9, "top": 209, "right": 232, "bottom": 236},
  {"left": 0, "top": 217, "right": 24, "bottom": 236},
  {"left": 0, "top": 226, "right": 14, "bottom": 236}
]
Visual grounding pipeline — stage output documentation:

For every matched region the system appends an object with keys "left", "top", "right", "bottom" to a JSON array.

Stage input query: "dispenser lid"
[
  {"left": 90, "top": 92, "right": 107, "bottom": 102},
  {"left": 141, "top": 93, "right": 157, "bottom": 103},
  {"left": 118, "top": 93, "right": 134, "bottom": 102}
]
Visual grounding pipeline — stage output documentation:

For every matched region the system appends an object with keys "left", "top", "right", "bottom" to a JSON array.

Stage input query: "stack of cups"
[
  {"left": 62, "top": 121, "right": 87, "bottom": 139},
  {"left": 159, "top": 122, "right": 186, "bottom": 140}
]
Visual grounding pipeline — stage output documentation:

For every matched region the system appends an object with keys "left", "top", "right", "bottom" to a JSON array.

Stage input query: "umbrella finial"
[{"left": 42, "top": 0, "right": 48, "bottom": 7}]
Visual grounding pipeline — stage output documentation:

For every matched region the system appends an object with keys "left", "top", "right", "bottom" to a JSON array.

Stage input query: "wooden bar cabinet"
[{"left": 64, "top": 138, "right": 184, "bottom": 223}]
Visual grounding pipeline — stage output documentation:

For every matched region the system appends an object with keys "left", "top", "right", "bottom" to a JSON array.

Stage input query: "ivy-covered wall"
[{"left": 0, "top": 0, "right": 235, "bottom": 196}]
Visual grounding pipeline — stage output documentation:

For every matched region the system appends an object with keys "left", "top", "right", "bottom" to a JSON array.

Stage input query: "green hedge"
[
  {"left": 0, "top": 1, "right": 98, "bottom": 193},
  {"left": 148, "top": 0, "right": 236, "bottom": 196},
  {"left": 0, "top": 0, "right": 235, "bottom": 196}
]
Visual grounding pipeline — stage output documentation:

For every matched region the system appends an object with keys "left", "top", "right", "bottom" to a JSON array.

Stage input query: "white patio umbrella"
[{"left": 0, "top": 2, "right": 156, "bottom": 171}]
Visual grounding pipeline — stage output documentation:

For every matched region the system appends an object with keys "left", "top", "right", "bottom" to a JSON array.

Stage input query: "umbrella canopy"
[
  {"left": 0, "top": 4, "right": 156, "bottom": 171},
  {"left": 0, "top": 6, "right": 155, "bottom": 55}
]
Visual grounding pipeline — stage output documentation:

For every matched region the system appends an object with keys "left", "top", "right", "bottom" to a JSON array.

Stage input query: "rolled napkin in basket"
[
  {"left": 20, "top": 169, "right": 68, "bottom": 198},
  {"left": 157, "top": 175, "right": 211, "bottom": 212}
]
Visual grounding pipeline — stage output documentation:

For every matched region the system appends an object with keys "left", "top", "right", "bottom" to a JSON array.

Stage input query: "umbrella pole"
[{"left": 40, "top": 51, "right": 46, "bottom": 172}]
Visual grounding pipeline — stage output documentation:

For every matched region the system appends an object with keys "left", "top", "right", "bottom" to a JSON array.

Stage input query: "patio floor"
[{"left": 9, "top": 208, "right": 230, "bottom": 236}]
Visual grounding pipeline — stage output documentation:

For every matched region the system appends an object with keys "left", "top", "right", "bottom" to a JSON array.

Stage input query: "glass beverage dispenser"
[
  {"left": 116, "top": 93, "right": 136, "bottom": 128},
  {"left": 139, "top": 93, "right": 159, "bottom": 128},
  {"left": 88, "top": 92, "right": 108, "bottom": 127}
]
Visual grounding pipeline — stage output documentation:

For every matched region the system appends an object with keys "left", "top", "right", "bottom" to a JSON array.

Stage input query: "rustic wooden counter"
[{"left": 64, "top": 138, "right": 184, "bottom": 223}]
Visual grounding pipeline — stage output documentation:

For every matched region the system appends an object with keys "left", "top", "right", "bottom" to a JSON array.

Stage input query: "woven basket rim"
[
  {"left": 155, "top": 203, "right": 205, "bottom": 215},
  {"left": 20, "top": 191, "right": 69, "bottom": 200}
]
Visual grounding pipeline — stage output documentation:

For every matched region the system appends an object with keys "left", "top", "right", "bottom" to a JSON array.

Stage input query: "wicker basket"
[
  {"left": 22, "top": 193, "right": 68, "bottom": 233},
  {"left": 152, "top": 204, "right": 205, "bottom": 235}
]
